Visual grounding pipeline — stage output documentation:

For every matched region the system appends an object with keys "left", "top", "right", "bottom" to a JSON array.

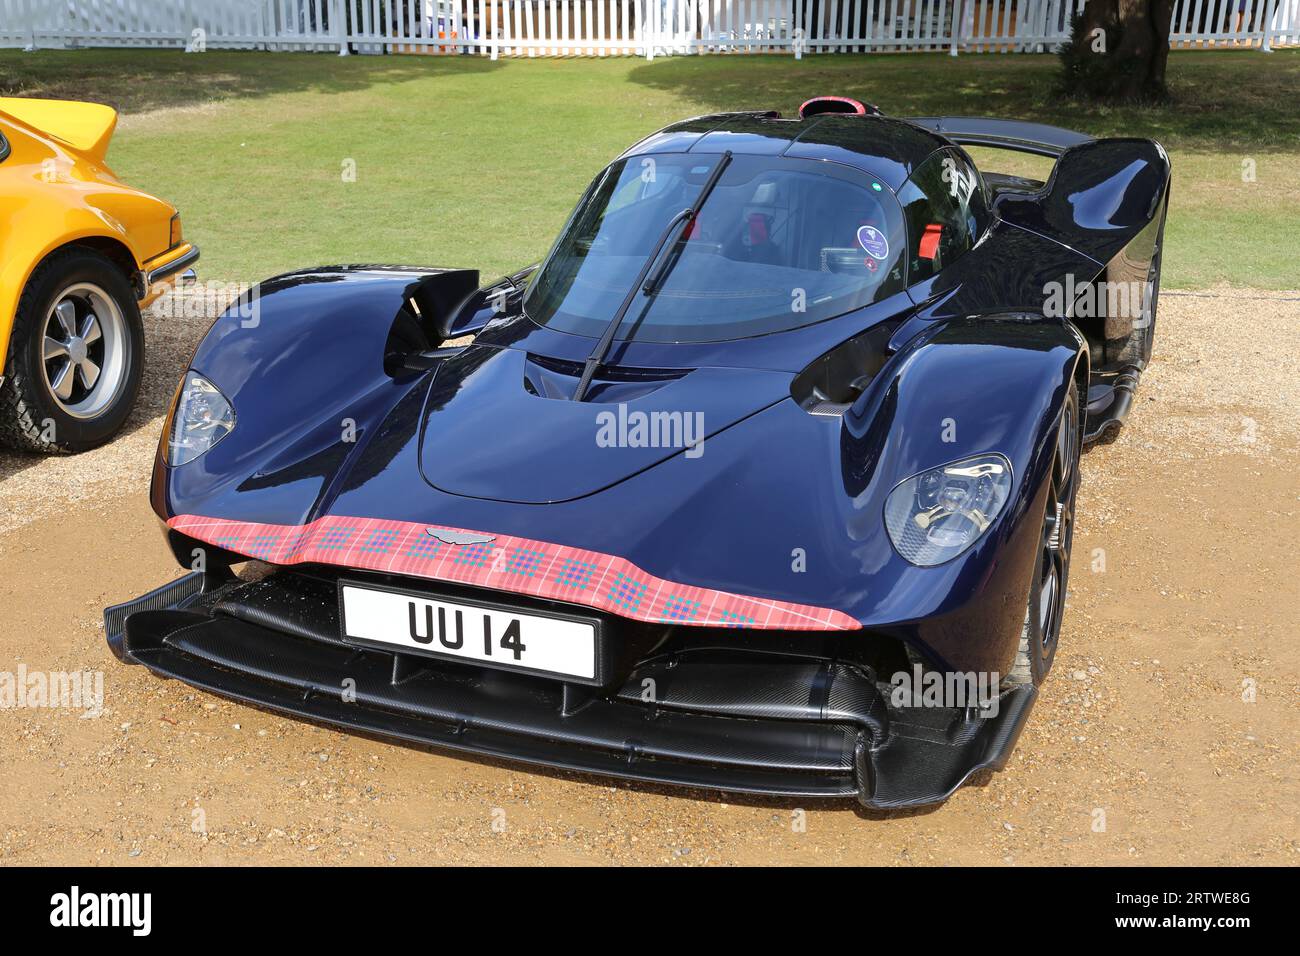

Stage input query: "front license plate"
[{"left": 339, "top": 582, "right": 598, "bottom": 680}]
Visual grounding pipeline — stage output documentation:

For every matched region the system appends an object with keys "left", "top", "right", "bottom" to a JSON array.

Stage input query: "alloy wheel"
[{"left": 40, "top": 282, "right": 130, "bottom": 420}]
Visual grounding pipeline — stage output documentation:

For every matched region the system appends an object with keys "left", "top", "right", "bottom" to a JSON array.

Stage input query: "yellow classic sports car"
[{"left": 0, "top": 97, "right": 198, "bottom": 453}]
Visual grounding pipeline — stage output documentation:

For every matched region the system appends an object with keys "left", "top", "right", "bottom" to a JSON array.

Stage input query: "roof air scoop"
[{"left": 798, "top": 97, "right": 879, "bottom": 119}]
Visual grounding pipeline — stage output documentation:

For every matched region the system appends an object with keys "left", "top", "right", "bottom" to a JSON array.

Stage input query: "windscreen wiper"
[{"left": 572, "top": 150, "right": 733, "bottom": 402}]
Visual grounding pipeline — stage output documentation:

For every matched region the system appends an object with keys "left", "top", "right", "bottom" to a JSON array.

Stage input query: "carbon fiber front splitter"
[{"left": 105, "top": 571, "right": 1037, "bottom": 810}]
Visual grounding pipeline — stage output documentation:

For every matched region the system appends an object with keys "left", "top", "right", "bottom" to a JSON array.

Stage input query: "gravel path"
[{"left": 0, "top": 289, "right": 1296, "bottom": 865}]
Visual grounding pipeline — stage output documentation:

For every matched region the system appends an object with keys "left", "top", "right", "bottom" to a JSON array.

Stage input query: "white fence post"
[
  {"left": 335, "top": 0, "right": 350, "bottom": 53},
  {"left": 4, "top": 0, "right": 1299, "bottom": 55},
  {"left": 1262, "top": 0, "right": 1278, "bottom": 49}
]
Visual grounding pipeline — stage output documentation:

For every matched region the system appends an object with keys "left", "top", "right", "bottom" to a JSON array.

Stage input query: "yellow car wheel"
[{"left": 0, "top": 247, "right": 144, "bottom": 454}]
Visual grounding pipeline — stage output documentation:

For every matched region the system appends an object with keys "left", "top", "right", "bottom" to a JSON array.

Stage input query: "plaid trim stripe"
[
  {"left": 449, "top": 541, "right": 494, "bottom": 568},
  {"left": 716, "top": 609, "right": 757, "bottom": 629},
  {"left": 662, "top": 595, "right": 703, "bottom": 622},
  {"left": 502, "top": 547, "right": 546, "bottom": 578},
  {"left": 361, "top": 529, "right": 400, "bottom": 553},
  {"left": 554, "top": 557, "right": 598, "bottom": 590},
  {"left": 167, "top": 513, "right": 859, "bottom": 631},
  {"left": 607, "top": 572, "right": 648, "bottom": 613},
  {"left": 404, "top": 536, "right": 443, "bottom": 559}
]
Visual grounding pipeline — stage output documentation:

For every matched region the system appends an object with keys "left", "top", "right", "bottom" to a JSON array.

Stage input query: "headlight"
[
  {"left": 884, "top": 454, "right": 1012, "bottom": 566},
  {"left": 167, "top": 372, "right": 235, "bottom": 466}
]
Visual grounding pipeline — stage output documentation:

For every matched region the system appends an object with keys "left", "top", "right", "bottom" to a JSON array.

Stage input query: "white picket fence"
[{"left": 2, "top": 0, "right": 1297, "bottom": 55}]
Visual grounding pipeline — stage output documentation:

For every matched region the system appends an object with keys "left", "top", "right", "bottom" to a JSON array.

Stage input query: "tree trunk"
[{"left": 1063, "top": 0, "right": 1174, "bottom": 101}]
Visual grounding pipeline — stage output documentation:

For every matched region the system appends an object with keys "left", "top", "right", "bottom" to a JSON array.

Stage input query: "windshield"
[{"left": 524, "top": 153, "right": 907, "bottom": 343}]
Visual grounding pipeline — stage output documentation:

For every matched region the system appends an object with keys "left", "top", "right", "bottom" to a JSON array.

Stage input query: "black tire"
[
  {"left": 1137, "top": 216, "right": 1164, "bottom": 369},
  {"left": 0, "top": 247, "right": 144, "bottom": 454},
  {"left": 1009, "top": 384, "right": 1082, "bottom": 686}
]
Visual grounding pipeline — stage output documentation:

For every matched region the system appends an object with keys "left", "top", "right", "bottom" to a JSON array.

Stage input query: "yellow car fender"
[
  {"left": 0, "top": 97, "right": 197, "bottom": 453},
  {"left": 0, "top": 98, "right": 196, "bottom": 364}
]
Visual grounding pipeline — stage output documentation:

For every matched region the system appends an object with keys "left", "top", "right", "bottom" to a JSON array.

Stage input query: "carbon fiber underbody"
[{"left": 105, "top": 569, "right": 1036, "bottom": 809}]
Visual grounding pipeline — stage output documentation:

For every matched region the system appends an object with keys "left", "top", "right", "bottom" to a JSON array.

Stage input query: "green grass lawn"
[{"left": 3, "top": 48, "right": 1298, "bottom": 289}]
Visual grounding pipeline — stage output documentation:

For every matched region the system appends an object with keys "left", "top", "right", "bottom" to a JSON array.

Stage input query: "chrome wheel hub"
[
  {"left": 40, "top": 283, "right": 128, "bottom": 419},
  {"left": 65, "top": 333, "right": 89, "bottom": 366}
]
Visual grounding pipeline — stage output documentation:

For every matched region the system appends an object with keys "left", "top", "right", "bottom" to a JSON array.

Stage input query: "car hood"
[{"left": 418, "top": 344, "right": 793, "bottom": 504}]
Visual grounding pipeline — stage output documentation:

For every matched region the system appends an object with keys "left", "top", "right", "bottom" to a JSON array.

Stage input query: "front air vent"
[
  {"left": 523, "top": 353, "right": 688, "bottom": 402},
  {"left": 807, "top": 401, "right": 853, "bottom": 418},
  {"left": 791, "top": 322, "right": 896, "bottom": 415}
]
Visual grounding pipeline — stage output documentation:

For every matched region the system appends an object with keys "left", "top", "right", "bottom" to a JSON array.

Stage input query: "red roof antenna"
[{"left": 798, "top": 97, "right": 880, "bottom": 119}]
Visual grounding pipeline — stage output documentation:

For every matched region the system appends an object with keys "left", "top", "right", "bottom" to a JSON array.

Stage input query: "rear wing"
[
  {"left": 0, "top": 97, "right": 118, "bottom": 164},
  {"left": 909, "top": 116, "right": 1168, "bottom": 267},
  {"left": 907, "top": 117, "right": 1092, "bottom": 158}
]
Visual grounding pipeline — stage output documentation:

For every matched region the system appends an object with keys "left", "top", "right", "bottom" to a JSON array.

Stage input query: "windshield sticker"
[{"left": 857, "top": 225, "right": 889, "bottom": 261}]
